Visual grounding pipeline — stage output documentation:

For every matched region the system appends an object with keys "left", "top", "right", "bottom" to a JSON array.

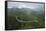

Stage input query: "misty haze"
[{"left": 6, "top": 2, "right": 45, "bottom": 30}]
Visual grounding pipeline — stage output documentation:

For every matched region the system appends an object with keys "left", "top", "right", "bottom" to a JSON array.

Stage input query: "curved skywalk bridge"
[
  {"left": 16, "top": 16, "right": 38, "bottom": 23},
  {"left": 15, "top": 16, "right": 39, "bottom": 29}
]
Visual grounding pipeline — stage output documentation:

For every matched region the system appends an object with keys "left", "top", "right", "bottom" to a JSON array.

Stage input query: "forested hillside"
[{"left": 6, "top": 7, "right": 45, "bottom": 30}]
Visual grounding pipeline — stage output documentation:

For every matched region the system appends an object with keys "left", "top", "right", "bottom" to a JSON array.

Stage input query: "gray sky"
[{"left": 8, "top": 2, "right": 44, "bottom": 10}]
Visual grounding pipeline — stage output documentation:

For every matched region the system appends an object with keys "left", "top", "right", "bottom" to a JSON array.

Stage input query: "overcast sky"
[{"left": 8, "top": 2, "right": 44, "bottom": 10}]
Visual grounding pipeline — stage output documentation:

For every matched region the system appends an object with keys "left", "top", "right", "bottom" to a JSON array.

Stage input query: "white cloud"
[{"left": 8, "top": 2, "right": 44, "bottom": 10}]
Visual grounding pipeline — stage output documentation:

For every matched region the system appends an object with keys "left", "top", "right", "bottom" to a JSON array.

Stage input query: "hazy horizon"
[{"left": 8, "top": 2, "right": 44, "bottom": 11}]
